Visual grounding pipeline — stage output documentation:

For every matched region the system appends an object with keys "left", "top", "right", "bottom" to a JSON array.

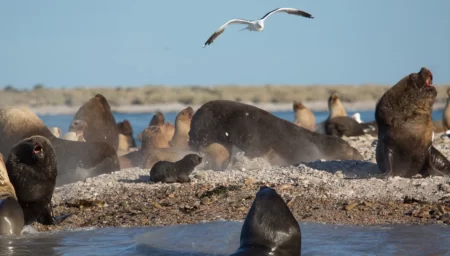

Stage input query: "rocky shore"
[{"left": 32, "top": 133, "right": 450, "bottom": 232}]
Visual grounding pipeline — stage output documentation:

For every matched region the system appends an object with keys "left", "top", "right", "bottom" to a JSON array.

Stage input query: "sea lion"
[
  {"left": 138, "top": 112, "right": 175, "bottom": 144},
  {"left": 328, "top": 92, "right": 348, "bottom": 118},
  {"left": 189, "top": 100, "right": 363, "bottom": 166},
  {"left": 0, "top": 153, "right": 24, "bottom": 236},
  {"left": 230, "top": 186, "right": 301, "bottom": 256},
  {"left": 6, "top": 135, "right": 58, "bottom": 225},
  {"left": 293, "top": 101, "right": 315, "bottom": 131},
  {"left": 67, "top": 119, "right": 87, "bottom": 142},
  {"left": 63, "top": 131, "right": 79, "bottom": 141},
  {"left": 439, "top": 88, "right": 450, "bottom": 132},
  {"left": 0, "top": 107, "right": 120, "bottom": 186},
  {"left": 149, "top": 154, "right": 202, "bottom": 183},
  {"left": 49, "top": 127, "right": 61, "bottom": 138},
  {"left": 71, "top": 94, "right": 119, "bottom": 150},
  {"left": 350, "top": 113, "right": 378, "bottom": 136},
  {"left": 325, "top": 116, "right": 365, "bottom": 138},
  {"left": 169, "top": 106, "right": 194, "bottom": 150},
  {"left": 201, "top": 143, "right": 230, "bottom": 171},
  {"left": 375, "top": 67, "right": 450, "bottom": 177},
  {"left": 117, "top": 119, "right": 136, "bottom": 148}
]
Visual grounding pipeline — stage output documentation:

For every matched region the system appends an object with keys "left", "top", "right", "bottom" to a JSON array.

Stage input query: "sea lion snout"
[{"left": 418, "top": 67, "right": 433, "bottom": 87}]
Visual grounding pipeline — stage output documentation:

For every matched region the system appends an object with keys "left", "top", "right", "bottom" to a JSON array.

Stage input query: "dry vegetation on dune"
[{"left": 2, "top": 84, "right": 449, "bottom": 108}]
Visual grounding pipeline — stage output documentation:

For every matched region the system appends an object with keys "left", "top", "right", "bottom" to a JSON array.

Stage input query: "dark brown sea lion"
[
  {"left": 169, "top": 106, "right": 194, "bottom": 150},
  {"left": 0, "top": 107, "right": 120, "bottom": 186},
  {"left": 6, "top": 136, "right": 58, "bottom": 225},
  {"left": 71, "top": 94, "right": 119, "bottom": 150},
  {"left": 149, "top": 154, "right": 202, "bottom": 183},
  {"left": 293, "top": 101, "right": 315, "bottom": 131},
  {"left": 0, "top": 153, "right": 24, "bottom": 236},
  {"left": 189, "top": 100, "right": 363, "bottom": 167},
  {"left": 325, "top": 116, "right": 366, "bottom": 138},
  {"left": 375, "top": 67, "right": 450, "bottom": 177},
  {"left": 230, "top": 186, "right": 301, "bottom": 256},
  {"left": 117, "top": 119, "right": 136, "bottom": 148}
]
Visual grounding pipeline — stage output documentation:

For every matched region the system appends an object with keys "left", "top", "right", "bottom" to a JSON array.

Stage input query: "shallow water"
[
  {"left": 1, "top": 221, "right": 449, "bottom": 255},
  {"left": 9, "top": 109, "right": 445, "bottom": 255}
]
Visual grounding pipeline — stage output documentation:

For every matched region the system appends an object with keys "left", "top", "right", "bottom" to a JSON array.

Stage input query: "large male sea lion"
[
  {"left": 71, "top": 94, "right": 119, "bottom": 150},
  {"left": 189, "top": 100, "right": 363, "bottom": 167},
  {"left": 169, "top": 106, "right": 194, "bottom": 150},
  {"left": 0, "top": 153, "right": 24, "bottom": 236},
  {"left": 230, "top": 186, "right": 301, "bottom": 256},
  {"left": 375, "top": 67, "right": 450, "bottom": 177},
  {"left": 149, "top": 154, "right": 202, "bottom": 183},
  {"left": 293, "top": 101, "right": 315, "bottom": 131},
  {"left": 0, "top": 107, "right": 120, "bottom": 186},
  {"left": 6, "top": 136, "right": 58, "bottom": 225}
]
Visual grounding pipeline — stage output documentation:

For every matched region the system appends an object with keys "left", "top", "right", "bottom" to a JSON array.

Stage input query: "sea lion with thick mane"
[
  {"left": 293, "top": 101, "right": 315, "bottom": 131},
  {"left": 230, "top": 186, "right": 301, "bottom": 256},
  {"left": 169, "top": 106, "right": 194, "bottom": 150},
  {"left": 6, "top": 136, "right": 59, "bottom": 225},
  {"left": 149, "top": 154, "right": 202, "bottom": 183},
  {"left": 189, "top": 100, "right": 363, "bottom": 167},
  {"left": 71, "top": 94, "right": 119, "bottom": 150},
  {"left": 117, "top": 119, "right": 137, "bottom": 148},
  {"left": 375, "top": 67, "right": 450, "bottom": 177},
  {"left": 0, "top": 107, "right": 120, "bottom": 186},
  {"left": 0, "top": 153, "right": 24, "bottom": 236}
]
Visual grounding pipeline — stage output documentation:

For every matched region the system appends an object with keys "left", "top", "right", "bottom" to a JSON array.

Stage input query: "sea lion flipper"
[
  {"left": 423, "top": 146, "right": 450, "bottom": 176},
  {"left": 37, "top": 203, "right": 72, "bottom": 225}
]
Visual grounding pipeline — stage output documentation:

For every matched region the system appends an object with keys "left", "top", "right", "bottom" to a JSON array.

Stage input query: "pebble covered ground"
[{"left": 33, "top": 133, "right": 450, "bottom": 232}]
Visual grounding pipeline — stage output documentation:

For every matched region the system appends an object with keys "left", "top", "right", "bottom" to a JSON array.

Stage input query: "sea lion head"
[
  {"left": 407, "top": 67, "right": 436, "bottom": 99},
  {"left": 182, "top": 153, "right": 203, "bottom": 166},
  {"left": 141, "top": 126, "right": 169, "bottom": 149},
  {"left": 69, "top": 119, "right": 88, "bottom": 134},
  {"left": 293, "top": 101, "right": 306, "bottom": 111},
  {"left": 117, "top": 120, "right": 133, "bottom": 135},
  {"left": 149, "top": 112, "right": 165, "bottom": 126},
  {"left": 177, "top": 107, "right": 194, "bottom": 122}
]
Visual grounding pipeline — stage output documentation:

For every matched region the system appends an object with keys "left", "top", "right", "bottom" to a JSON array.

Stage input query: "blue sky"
[{"left": 1, "top": 0, "right": 449, "bottom": 89}]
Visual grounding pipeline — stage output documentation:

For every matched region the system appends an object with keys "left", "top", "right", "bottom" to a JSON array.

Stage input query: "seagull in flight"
[{"left": 202, "top": 7, "right": 314, "bottom": 48}]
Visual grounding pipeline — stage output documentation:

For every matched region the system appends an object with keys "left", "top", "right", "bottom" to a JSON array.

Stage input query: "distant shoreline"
[{"left": 28, "top": 100, "right": 446, "bottom": 115}]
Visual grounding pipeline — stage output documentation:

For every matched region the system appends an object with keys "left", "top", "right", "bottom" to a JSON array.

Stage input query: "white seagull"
[{"left": 203, "top": 7, "right": 314, "bottom": 47}]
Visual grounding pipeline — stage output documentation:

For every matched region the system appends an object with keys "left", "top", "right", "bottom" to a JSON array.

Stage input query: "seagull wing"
[
  {"left": 203, "top": 19, "right": 253, "bottom": 47},
  {"left": 259, "top": 7, "right": 314, "bottom": 21}
]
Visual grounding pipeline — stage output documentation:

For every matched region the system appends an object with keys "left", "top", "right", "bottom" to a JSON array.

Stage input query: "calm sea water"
[{"left": 0, "top": 109, "right": 447, "bottom": 255}]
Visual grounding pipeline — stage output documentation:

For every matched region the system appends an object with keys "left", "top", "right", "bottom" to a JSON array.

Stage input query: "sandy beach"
[{"left": 30, "top": 132, "right": 450, "bottom": 232}]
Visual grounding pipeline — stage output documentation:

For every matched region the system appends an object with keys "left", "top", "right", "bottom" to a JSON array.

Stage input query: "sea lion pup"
[
  {"left": 201, "top": 143, "right": 230, "bottom": 171},
  {"left": 6, "top": 136, "right": 59, "bottom": 225},
  {"left": 169, "top": 106, "right": 194, "bottom": 150},
  {"left": 49, "top": 127, "right": 61, "bottom": 138},
  {"left": 149, "top": 154, "right": 202, "bottom": 183},
  {"left": 0, "top": 107, "right": 120, "bottom": 186},
  {"left": 230, "top": 186, "right": 301, "bottom": 256},
  {"left": 189, "top": 100, "right": 363, "bottom": 165},
  {"left": 375, "top": 67, "right": 450, "bottom": 177},
  {"left": 0, "top": 153, "right": 24, "bottom": 236},
  {"left": 71, "top": 94, "right": 119, "bottom": 150},
  {"left": 117, "top": 119, "right": 137, "bottom": 148},
  {"left": 68, "top": 119, "right": 87, "bottom": 142},
  {"left": 325, "top": 116, "right": 365, "bottom": 138},
  {"left": 293, "top": 101, "right": 315, "bottom": 131}
]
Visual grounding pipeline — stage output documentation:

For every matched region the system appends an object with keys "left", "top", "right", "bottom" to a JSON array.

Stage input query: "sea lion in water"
[
  {"left": 189, "top": 100, "right": 363, "bottom": 167},
  {"left": 0, "top": 153, "right": 24, "bottom": 236},
  {"left": 230, "top": 186, "right": 301, "bottom": 256},
  {"left": 0, "top": 107, "right": 120, "bottom": 186},
  {"left": 325, "top": 116, "right": 365, "bottom": 138},
  {"left": 169, "top": 106, "right": 194, "bottom": 150},
  {"left": 149, "top": 154, "right": 202, "bottom": 183},
  {"left": 49, "top": 127, "right": 61, "bottom": 138},
  {"left": 6, "top": 136, "right": 59, "bottom": 225},
  {"left": 117, "top": 119, "right": 136, "bottom": 148},
  {"left": 71, "top": 94, "right": 119, "bottom": 150},
  {"left": 375, "top": 67, "right": 450, "bottom": 177},
  {"left": 293, "top": 101, "right": 315, "bottom": 131},
  {"left": 201, "top": 143, "right": 230, "bottom": 171}
]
